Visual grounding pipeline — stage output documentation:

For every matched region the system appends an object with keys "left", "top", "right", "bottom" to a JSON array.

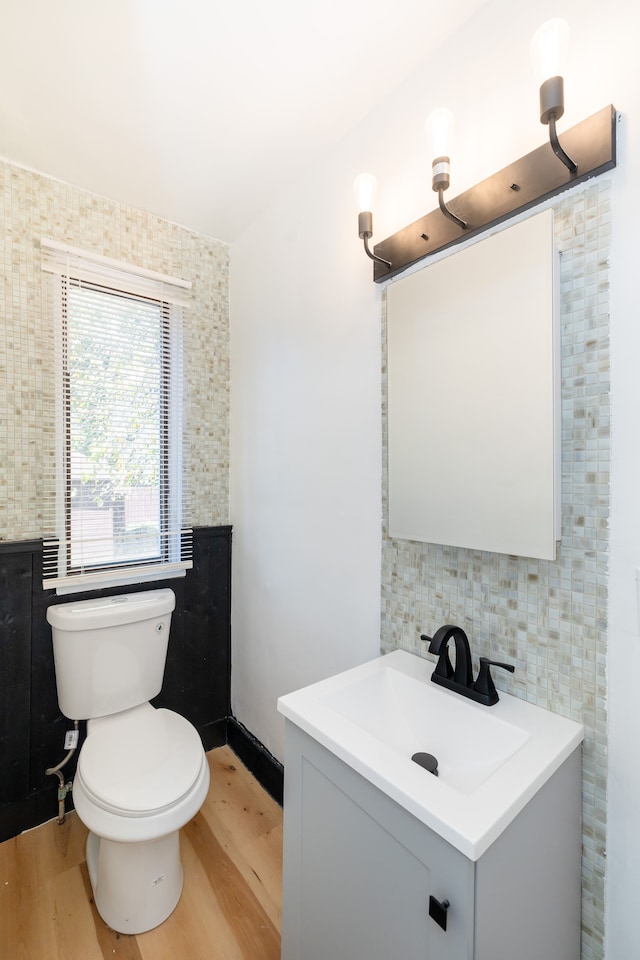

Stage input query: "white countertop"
[{"left": 278, "top": 649, "right": 584, "bottom": 860}]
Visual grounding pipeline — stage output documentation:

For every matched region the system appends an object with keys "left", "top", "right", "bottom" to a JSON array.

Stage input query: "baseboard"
[
  {"left": 198, "top": 717, "right": 228, "bottom": 752},
  {"left": 226, "top": 717, "right": 284, "bottom": 806}
]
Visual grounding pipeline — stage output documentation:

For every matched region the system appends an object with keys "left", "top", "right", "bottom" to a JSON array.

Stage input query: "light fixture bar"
[{"left": 371, "top": 105, "right": 616, "bottom": 282}]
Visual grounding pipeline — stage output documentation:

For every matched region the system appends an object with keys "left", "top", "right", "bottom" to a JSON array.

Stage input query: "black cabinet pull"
[{"left": 429, "top": 895, "right": 450, "bottom": 931}]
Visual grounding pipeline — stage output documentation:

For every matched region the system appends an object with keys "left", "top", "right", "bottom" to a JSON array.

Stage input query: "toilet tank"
[{"left": 46, "top": 588, "right": 176, "bottom": 720}]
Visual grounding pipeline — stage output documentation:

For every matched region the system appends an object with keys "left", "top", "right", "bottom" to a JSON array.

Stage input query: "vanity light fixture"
[
  {"left": 358, "top": 19, "right": 617, "bottom": 282},
  {"left": 530, "top": 18, "right": 577, "bottom": 173},
  {"left": 353, "top": 173, "right": 392, "bottom": 268},
  {"left": 426, "top": 107, "right": 467, "bottom": 230}
]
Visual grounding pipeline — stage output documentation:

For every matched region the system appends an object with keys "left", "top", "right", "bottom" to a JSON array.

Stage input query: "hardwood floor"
[{"left": 0, "top": 746, "right": 283, "bottom": 960}]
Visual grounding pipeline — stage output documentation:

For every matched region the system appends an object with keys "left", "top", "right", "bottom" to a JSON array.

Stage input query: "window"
[{"left": 41, "top": 239, "right": 192, "bottom": 592}]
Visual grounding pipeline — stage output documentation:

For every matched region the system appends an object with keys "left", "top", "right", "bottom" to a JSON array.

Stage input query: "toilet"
[{"left": 46, "top": 588, "right": 210, "bottom": 934}]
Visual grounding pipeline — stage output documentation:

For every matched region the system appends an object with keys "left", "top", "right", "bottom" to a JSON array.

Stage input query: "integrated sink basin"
[
  {"left": 277, "top": 649, "right": 584, "bottom": 859},
  {"left": 321, "top": 663, "right": 530, "bottom": 794}
]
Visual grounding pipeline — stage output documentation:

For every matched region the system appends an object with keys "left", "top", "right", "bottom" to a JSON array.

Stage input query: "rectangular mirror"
[{"left": 386, "top": 209, "right": 559, "bottom": 560}]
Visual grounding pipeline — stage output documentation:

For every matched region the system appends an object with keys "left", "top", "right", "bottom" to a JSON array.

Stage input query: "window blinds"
[{"left": 41, "top": 238, "right": 193, "bottom": 592}]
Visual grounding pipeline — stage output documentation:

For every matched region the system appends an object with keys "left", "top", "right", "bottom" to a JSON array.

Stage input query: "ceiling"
[{"left": 1, "top": 0, "right": 488, "bottom": 242}]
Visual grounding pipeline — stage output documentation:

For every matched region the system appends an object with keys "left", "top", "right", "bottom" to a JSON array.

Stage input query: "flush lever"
[{"left": 429, "top": 895, "right": 450, "bottom": 931}]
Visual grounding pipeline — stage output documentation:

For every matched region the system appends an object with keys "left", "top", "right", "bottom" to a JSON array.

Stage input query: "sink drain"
[{"left": 411, "top": 752, "right": 439, "bottom": 776}]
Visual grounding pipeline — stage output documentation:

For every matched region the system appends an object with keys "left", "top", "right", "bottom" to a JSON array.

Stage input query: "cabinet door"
[{"left": 282, "top": 735, "right": 473, "bottom": 960}]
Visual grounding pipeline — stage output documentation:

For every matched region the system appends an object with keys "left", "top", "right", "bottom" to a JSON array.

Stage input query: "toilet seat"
[{"left": 77, "top": 705, "right": 205, "bottom": 817}]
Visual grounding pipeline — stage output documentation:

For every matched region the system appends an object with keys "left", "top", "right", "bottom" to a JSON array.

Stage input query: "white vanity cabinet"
[{"left": 281, "top": 721, "right": 582, "bottom": 960}]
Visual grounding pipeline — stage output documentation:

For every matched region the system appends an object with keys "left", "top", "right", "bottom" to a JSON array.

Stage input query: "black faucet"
[{"left": 420, "top": 624, "right": 514, "bottom": 706}]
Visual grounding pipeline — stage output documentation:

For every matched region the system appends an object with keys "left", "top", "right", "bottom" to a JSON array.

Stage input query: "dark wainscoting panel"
[
  {"left": 0, "top": 526, "right": 232, "bottom": 842},
  {"left": 0, "top": 543, "right": 35, "bottom": 809}
]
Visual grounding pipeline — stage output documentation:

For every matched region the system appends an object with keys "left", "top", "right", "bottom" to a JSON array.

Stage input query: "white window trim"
[{"left": 41, "top": 238, "right": 193, "bottom": 594}]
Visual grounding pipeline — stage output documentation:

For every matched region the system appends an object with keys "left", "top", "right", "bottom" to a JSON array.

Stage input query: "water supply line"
[{"left": 45, "top": 720, "right": 80, "bottom": 825}]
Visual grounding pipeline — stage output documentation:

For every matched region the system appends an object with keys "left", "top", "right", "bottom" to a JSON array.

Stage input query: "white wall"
[
  {"left": 229, "top": 154, "right": 384, "bottom": 758},
  {"left": 603, "top": 6, "right": 640, "bottom": 957},
  {"left": 230, "top": 1, "right": 640, "bottom": 955}
]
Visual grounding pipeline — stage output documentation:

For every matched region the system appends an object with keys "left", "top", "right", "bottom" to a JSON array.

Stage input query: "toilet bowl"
[
  {"left": 73, "top": 703, "right": 210, "bottom": 934},
  {"left": 46, "top": 588, "right": 210, "bottom": 934}
]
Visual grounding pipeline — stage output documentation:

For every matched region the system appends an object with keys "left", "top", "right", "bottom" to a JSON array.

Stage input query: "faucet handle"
[{"left": 473, "top": 657, "right": 515, "bottom": 706}]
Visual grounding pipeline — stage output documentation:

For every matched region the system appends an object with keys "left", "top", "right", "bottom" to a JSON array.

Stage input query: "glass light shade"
[
  {"left": 530, "top": 18, "right": 570, "bottom": 85},
  {"left": 426, "top": 107, "right": 455, "bottom": 160},
  {"left": 353, "top": 173, "right": 377, "bottom": 214}
]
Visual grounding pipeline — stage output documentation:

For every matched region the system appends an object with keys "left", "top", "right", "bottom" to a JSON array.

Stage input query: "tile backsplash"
[
  {"left": 0, "top": 159, "right": 230, "bottom": 541},
  {"left": 381, "top": 181, "right": 610, "bottom": 960}
]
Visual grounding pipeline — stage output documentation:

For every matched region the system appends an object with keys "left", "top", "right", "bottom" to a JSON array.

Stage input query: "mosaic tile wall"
[
  {"left": 0, "top": 159, "right": 230, "bottom": 541},
  {"left": 381, "top": 180, "right": 610, "bottom": 960}
]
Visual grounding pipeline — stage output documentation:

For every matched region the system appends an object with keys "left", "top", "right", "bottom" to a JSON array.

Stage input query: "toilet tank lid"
[{"left": 46, "top": 588, "right": 176, "bottom": 631}]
